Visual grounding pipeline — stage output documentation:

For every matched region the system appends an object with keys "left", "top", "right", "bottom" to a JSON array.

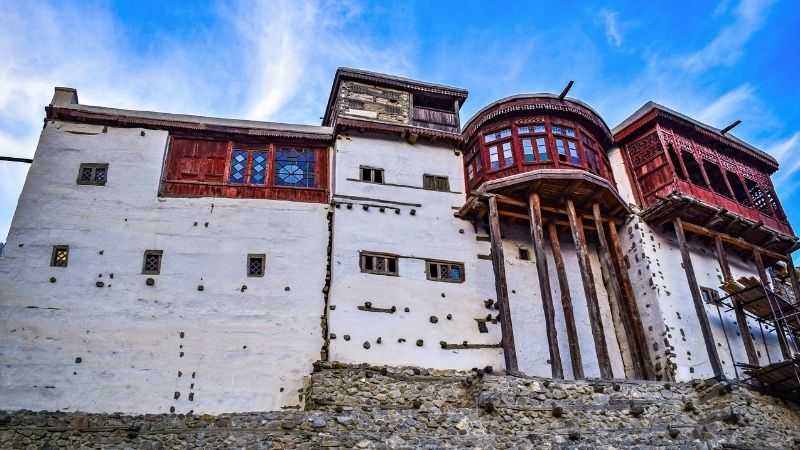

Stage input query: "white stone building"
[{"left": 1, "top": 68, "right": 798, "bottom": 414}]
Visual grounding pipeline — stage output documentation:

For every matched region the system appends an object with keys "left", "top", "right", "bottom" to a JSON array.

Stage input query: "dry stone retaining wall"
[{"left": 2, "top": 361, "right": 800, "bottom": 449}]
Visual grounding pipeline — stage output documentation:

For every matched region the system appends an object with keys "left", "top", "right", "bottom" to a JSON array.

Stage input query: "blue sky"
[{"left": 1, "top": 0, "right": 799, "bottom": 260}]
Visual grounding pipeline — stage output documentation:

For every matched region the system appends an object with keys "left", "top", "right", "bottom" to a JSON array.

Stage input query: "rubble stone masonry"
[{"left": 2, "top": 361, "right": 799, "bottom": 449}]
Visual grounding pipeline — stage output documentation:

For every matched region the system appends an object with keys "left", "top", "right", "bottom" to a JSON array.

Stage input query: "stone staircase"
[{"left": 2, "top": 361, "right": 800, "bottom": 448}]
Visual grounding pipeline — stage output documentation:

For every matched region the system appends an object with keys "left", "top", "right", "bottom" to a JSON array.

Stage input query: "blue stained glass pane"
[
  {"left": 274, "top": 148, "right": 316, "bottom": 187},
  {"left": 229, "top": 150, "right": 248, "bottom": 184},
  {"left": 251, "top": 151, "right": 267, "bottom": 185},
  {"left": 451, "top": 267, "right": 461, "bottom": 279}
]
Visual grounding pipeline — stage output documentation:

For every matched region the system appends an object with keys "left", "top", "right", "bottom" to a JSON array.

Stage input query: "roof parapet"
[{"left": 51, "top": 87, "right": 78, "bottom": 107}]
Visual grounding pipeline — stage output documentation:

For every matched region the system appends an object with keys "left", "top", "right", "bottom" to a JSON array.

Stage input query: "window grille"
[
  {"left": 422, "top": 175, "right": 449, "bottom": 192},
  {"left": 384, "top": 105, "right": 402, "bottom": 115},
  {"left": 51, "top": 245, "right": 69, "bottom": 267},
  {"left": 360, "top": 167, "right": 384, "bottom": 183},
  {"left": 77, "top": 163, "right": 109, "bottom": 185},
  {"left": 426, "top": 260, "right": 465, "bottom": 282},
  {"left": 247, "top": 254, "right": 265, "bottom": 277},
  {"left": 142, "top": 250, "right": 163, "bottom": 275},
  {"left": 274, "top": 148, "right": 316, "bottom": 188},
  {"left": 360, "top": 252, "right": 398, "bottom": 276},
  {"left": 347, "top": 99, "right": 365, "bottom": 109}
]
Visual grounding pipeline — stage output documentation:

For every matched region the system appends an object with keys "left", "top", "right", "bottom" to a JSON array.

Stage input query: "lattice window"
[
  {"left": 76, "top": 163, "right": 109, "bottom": 185},
  {"left": 347, "top": 99, "right": 365, "bottom": 109},
  {"left": 745, "top": 179, "right": 771, "bottom": 215},
  {"left": 142, "top": 250, "right": 163, "bottom": 275},
  {"left": 422, "top": 175, "right": 450, "bottom": 192},
  {"left": 51, "top": 245, "right": 69, "bottom": 267},
  {"left": 384, "top": 105, "right": 402, "bottom": 115},
  {"left": 360, "top": 252, "right": 398, "bottom": 276},
  {"left": 360, "top": 166, "right": 384, "bottom": 183},
  {"left": 765, "top": 189, "right": 785, "bottom": 220},
  {"left": 274, "top": 148, "right": 316, "bottom": 188},
  {"left": 426, "top": 260, "right": 465, "bottom": 283},
  {"left": 382, "top": 90, "right": 400, "bottom": 101},
  {"left": 247, "top": 254, "right": 265, "bottom": 277},
  {"left": 350, "top": 84, "right": 370, "bottom": 94}
]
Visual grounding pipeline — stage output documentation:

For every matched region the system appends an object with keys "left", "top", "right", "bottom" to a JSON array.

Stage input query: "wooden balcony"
[{"left": 411, "top": 106, "right": 459, "bottom": 133}]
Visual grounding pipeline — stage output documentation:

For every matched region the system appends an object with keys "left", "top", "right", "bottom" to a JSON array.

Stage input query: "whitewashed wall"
[
  {"left": 619, "top": 216, "right": 783, "bottom": 381},
  {"left": 327, "top": 132, "right": 504, "bottom": 370},
  {"left": 500, "top": 224, "right": 627, "bottom": 379},
  {"left": 0, "top": 121, "right": 329, "bottom": 414}
]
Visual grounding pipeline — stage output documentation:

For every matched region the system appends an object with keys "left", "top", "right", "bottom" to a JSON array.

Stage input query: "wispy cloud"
[
  {"left": 673, "top": 0, "right": 774, "bottom": 73},
  {"left": 695, "top": 84, "right": 755, "bottom": 128},
  {"left": 600, "top": 10, "right": 623, "bottom": 48},
  {"left": 766, "top": 132, "right": 800, "bottom": 198}
]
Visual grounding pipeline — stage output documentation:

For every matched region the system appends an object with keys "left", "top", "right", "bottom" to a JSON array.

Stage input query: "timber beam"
[
  {"left": 487, "top": 195, "right": 519, "bottom": 372},
  {"left": 680, "top": 221, "right": 787, "bottom": 263}
]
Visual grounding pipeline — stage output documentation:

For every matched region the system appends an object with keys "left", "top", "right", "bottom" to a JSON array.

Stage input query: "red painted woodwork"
[
  {"left": 622, "top": 124, "right": 792, "bottom": 235},
  {"left": 161, "top": 137, "right": 329, "bottom": 203},
  {"left": 462, "top": 97, "right": 616, "bottom": 193}
]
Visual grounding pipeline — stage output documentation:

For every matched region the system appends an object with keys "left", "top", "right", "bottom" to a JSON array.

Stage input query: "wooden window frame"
[
  {"left": 142, "top": 250, "right": 163, "bottom": 275},
  {"left": 247, "top": 254, "right": 266, "bottom": 277},
  {"left": 426, "top": 259, "right": 465, "bottom": 283},
  {"left": 422, "top": 174, "right": 450, "bottom": 192},
  {"left": 699, "top": 286, "right": 720, "bottom": 304},
  {"left": 359, "top": 166, "right": 385, "bottom": 184},
  {"left": 51, "top": 245, "right": 69, "bottom": 267},
  {"left": 76, "top": 163, "right": 109, "bottom": 186},
  {"left": 360, "top": 251, "right": 399, "bottom": 277}
]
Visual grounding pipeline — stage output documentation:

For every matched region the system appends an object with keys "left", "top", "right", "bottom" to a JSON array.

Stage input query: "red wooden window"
[
  {"left": 518, "top": 124, "right": 549, "bottom": 162},
  {"left": 484, "top": 128, "right": 514, "bottom": 170},
  {"left": 162, "top": 138, "right": 328, "bottom": 202}
]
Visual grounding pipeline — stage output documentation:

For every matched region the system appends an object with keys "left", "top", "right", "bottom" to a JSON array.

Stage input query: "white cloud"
[
  {"left": 695, "top": 84, "right": 755, "bottom": 128},
  {"left": 674, "top": 0, "right": 774, "bottom": 73},
  {"left": 766, "top": 132, "right": 800, "bottom": 198},
  {"left": 600, "top": 10, "right": 623, "bottom": 48}
]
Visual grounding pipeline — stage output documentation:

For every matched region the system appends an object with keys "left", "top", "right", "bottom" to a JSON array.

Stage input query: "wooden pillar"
[
  {"left": 547, "top": 222, "right": 584, "bottom": 379},
  {"left": 487, "top": 195, "right": 518, "bottom": 372},
  {"left": 528, "top": 193, "right": 563, "bottom": 379},
  {"left": 566, "top": 199, "right": 613, "bottom": 379},
  {"left": 715, "top": 236, "right": 759, "bottom": 366},
  {"left": 608, "top": 222, "right": 656, "bottom": 380},
  {"left": 753, "top": 250, "right": 791, "bottom": 359},
  {"left": 593, "top": 203, "right": 644, "bottom": 379},
  {"left": 674, "top": 217, "right": 723, "bottom": 378}
]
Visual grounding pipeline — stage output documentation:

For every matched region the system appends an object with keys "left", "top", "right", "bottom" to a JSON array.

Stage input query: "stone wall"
[{"left": 3, "top": 361, "right": 800, "bottom": 449}]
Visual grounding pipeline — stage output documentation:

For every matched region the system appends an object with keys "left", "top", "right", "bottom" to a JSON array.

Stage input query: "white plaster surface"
[
  {"left": 0, "top": 122, "right": 329, "bottom": 414},
  {"left": 327, "top": 132, "right": 504, "bottom": 370}
]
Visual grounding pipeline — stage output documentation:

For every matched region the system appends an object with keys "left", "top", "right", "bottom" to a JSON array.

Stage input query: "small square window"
[
  {"left": 426, "top": 260, "right": 465, "bottom": 283},
  {"left": 142, "top": 250, "right": 163, "bottom": 275},
  {"left": 384, "top": 105, "right": 402, "bottom": 115},
  {"left": 248, "top": 254, "right": 265, "bottom": 277},
  {"left": 360, "top": 167, "right": 384, "bottom": 183},
  {"left": 51, "top": 245, "right": 69, "bottom": 267},
  {"left": 422, "top": 175, "right": 450, "bottom": 192},
  {"left": 77, "top": 163, "right": 109, "bottom": 185},
  {"left": 518, "top": 248, "right": 530, "bottom": 261},
  {"left": 360, "top": 252, "right": 398, "bottom": 276}
]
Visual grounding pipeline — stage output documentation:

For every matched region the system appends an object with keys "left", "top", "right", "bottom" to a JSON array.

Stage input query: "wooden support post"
[
  {"left": 488, "top": 195, "right": 519, "bottom": 372},
  {"left": 674, "top": 217, "right": 723, "bottom": 378},
  {"left": 715, "top": 236, "right": 759, "bottom": 366},
  {"left": 547, "top": 222, "right": 584, "bottom": 379},
  {"left": 528, "top": 193, "right": 563, "bottom": 379},
  {"left": 566, "top": 199, "right": 613, "bottom": 379},
  {"left": 753, "top": 249, "right": 791, "bottom": 359},
  {"left": 608, "top": 221, "right": 656, "bottom": 380},
  {"left": 593, "top": 203, "right": 644, "bottom": 380}
]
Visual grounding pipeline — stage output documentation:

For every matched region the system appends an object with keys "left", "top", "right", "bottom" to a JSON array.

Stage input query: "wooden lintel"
[
  {"left": 703, "top": 208, "right": 729, "bottom": 228},
  {"left": 488, "top": 196, "right": 518, "bottom": 372},
  {"left": 680, "top": 221, "right": 786, "bottom": 262},
  {"left": 675, "top": 217, "right": 723, "bottom": 378},
  {"left": 529, "top": 192, "right": 563, "bottom": 379},
  {"left": 567, "top": 199, "right": 613, "bottom": 379},
  {"left": 737, "top": 220, "right": 764, "bottom": 237}
]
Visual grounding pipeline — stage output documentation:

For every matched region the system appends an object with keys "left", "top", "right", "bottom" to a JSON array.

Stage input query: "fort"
[{"left": 1, "top": 68, "right": 799, "bottom": 447}]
